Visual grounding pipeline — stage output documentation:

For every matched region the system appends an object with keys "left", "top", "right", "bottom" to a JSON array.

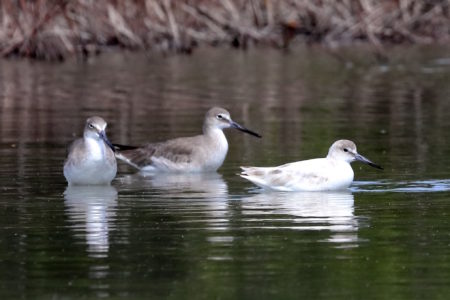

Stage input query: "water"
[{"left": 1, "top": 45, "right": 450, "bottom": 299}]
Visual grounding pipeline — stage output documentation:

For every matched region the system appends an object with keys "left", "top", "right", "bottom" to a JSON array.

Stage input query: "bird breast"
[
  {"left": 203, "top": 130, "right": 228, "bottom": 169},
  {"left": 85, "top": 138, "right": 107, "bottom": 161}
]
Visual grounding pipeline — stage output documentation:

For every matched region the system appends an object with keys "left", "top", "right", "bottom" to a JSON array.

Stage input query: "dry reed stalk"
[{"left": 0, "top": 0, "right": 447, "bottom": 60}]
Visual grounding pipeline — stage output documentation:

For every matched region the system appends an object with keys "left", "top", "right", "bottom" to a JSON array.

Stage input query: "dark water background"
[{"left": 1, "top": 45, "right": 450, "bottom": 299}]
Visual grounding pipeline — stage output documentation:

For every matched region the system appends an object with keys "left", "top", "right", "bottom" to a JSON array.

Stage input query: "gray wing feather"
[{"left": 117, "top": 137, "right": 196, "bottom": 168}]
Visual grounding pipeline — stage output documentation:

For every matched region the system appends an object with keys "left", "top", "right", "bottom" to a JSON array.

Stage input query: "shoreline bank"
[{"left": 1, "top": 0, "right": 449, "bottom": 61}]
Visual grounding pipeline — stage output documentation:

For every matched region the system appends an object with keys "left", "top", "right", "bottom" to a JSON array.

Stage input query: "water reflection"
[
  {"left": 241, "top": 191, "right": 360, "bottom": 246},
  {"left": 118, "top": 173, "right": 229, "bottom": 230},
  {"left": 352, "top": 179, "right": 450, "bottom": 192},
  {"left": 2, "top": 47, "right": 450, "bottom": 299},
  {"left": 118, "top": 172, "right": 228, "bottom": 198},
  {"left": 64, "top": 186, "right": 118, "bottom": 258}
]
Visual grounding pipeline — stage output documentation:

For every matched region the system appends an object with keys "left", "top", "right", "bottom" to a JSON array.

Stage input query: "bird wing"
[
  {"left": 64, "top": 138, "right": 85, "bottom": 165},
  {"left": 116, "top": 136, "right": 198, "bottom": 170},
  {"left": 240, "top": 159, "right": 332, "bottom": 191}
]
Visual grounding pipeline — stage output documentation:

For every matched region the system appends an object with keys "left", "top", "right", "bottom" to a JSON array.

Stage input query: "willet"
[
  {"left": 64, "top": 116, "right": 117, "bottom": 185},
  {"left": 115, "top": 107, "right": 261, "bottom": 172},
  {"left": 240, "top": 139, "right": 382, "bottom": 192}
]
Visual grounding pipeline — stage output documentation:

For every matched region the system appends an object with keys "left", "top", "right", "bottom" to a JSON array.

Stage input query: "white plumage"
[
  {"left": 240, "top": 140, "right": 382, "bottom": 192},
  {"left": 64, "top": 117, "right": 117, "bottom": 185}
]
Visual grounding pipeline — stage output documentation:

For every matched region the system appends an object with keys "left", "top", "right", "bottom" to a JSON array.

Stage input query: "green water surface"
[{"left": 1, "top": 46, "right": 450, "bottom": 299}]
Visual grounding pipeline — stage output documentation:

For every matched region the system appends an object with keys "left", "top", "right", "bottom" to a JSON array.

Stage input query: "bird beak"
[
  {"left": 99, "top": 131, "right": 115, "bottom": 151},
  {"left": 230, "top": 120, "right": 262, "bottom": 138},
  {"left": 354, "top": 152, "right": 383, "bottom": 170}
]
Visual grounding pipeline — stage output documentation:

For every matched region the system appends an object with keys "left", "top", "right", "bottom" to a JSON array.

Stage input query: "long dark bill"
[
  {"left": 355, "top": 153, "right": 383, "bottom": 170},
  {"left": 99, "top": 131, "right": 116, "bottom": 152},
  {"left": 231, "top": 121, "right": 262, "bottom": 138}
]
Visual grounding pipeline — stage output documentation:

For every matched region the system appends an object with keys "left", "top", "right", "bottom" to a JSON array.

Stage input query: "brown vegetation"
[{"left": 0, "top": 0, "right": 449, "bottom": 60}]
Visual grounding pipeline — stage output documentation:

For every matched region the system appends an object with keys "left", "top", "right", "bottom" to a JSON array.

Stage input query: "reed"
[{"left": 0, "top": 0, "right": 448, "bottom": 60}]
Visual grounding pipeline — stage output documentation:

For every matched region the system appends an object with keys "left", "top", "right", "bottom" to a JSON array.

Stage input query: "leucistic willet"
[
  {"left": 115, "top": 107, "right": 261, "bottom": 173},
  {"left": 64, "top": 117, "right": 117, "bottom": 185},
  {"left": 240, "top": 139, "right": 382, "bottom": 192}
]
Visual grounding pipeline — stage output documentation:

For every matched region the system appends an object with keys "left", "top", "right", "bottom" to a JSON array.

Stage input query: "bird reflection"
[
  {"left": 241, "top": 191, "right": 360, "bottom": 246},
  {"left": 118, "top": 172, "right": 228, "bottom": 198},
  {"left": 117, "top": 173, "right": 229, "bottom": 229},
  {"left": 64, "top": 185, "right": 118, "bottom": 258}
]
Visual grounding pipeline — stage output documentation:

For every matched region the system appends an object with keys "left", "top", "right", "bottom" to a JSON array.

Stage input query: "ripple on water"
[{"left": 352, "top": 179, "right": 450, "bottom": 193}]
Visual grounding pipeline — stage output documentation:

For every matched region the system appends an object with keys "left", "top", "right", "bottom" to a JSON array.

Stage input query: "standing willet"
[
  {"left": 64, "top": 117, "right": 117, "bottom": 185},
  {"left": 115, "top": 107, "right": 261, "bottom": 172},
  {"left": 240, "top": 139, "right": 382, "bottom": 192}
]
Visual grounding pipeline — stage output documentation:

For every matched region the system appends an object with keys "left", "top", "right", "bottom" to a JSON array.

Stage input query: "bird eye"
[
  {"left": 88, "top": 123, "right": 94, "bottom": 129},
  {"left": 217, "top": 114, "right": 223, "bottom": 119},
  {"left": 343, "top": 148, "right": 348, "bottom": 152}
]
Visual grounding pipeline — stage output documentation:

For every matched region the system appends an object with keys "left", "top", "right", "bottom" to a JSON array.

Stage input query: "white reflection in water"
[
  {"left": 64, "top": 186, "right": 118, "bottom": 258},
  {"left": 119, "top": 172, "right": 228, "bottom": 197},
  {"left": 241, "top": 191, "right": 360, "bottom": 246},
  {"left": 118, "top": 173, "right": 229, "bottom": 229},
  {"left": 149, "top": 172, "right": 227, "bottom": 198}
]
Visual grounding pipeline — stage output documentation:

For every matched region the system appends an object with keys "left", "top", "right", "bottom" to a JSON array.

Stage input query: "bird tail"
[
  {"left": 114, "top": 152, "right": 141, "bottom": 170},
  {"left": 238, "top": 166, "right": 251, "bottom": 176},
  {"left": 113, "top": 143, "right": 139, "bottom": 152},
  {"left": 238, "top": 166, "right": 276, "bottom": 190},
  {"left": 113, "top": 144, "right": 142, "bottom": 170}
]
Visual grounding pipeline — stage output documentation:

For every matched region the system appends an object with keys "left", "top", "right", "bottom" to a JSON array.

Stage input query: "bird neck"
[
  {"left": 203, "top": 126, "right": 228, "bottom": 147},
  {"left": 327, "top": 154, "right": 352, "bottom": 166},
  {"left": 203, "top": 124, "right": 220, "bottom": 136},
  {"left": 85, "top": 136, "right": 106, "bottom": 160}
]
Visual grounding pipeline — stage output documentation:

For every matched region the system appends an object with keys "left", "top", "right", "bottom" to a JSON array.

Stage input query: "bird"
[
  {"left": 64, "top": 116, "right": 117, "bottom": 185},
  {"left": 114, "top": 107, "right": 261, "bottom": 173},
  {"left": 239, "top": 139, "right": 382, "bottom": 192}
]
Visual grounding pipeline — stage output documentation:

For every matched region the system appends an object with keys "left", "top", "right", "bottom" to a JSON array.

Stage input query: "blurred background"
[{"left": 0, "top": 0, "right": 448, "bottom": 60}]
